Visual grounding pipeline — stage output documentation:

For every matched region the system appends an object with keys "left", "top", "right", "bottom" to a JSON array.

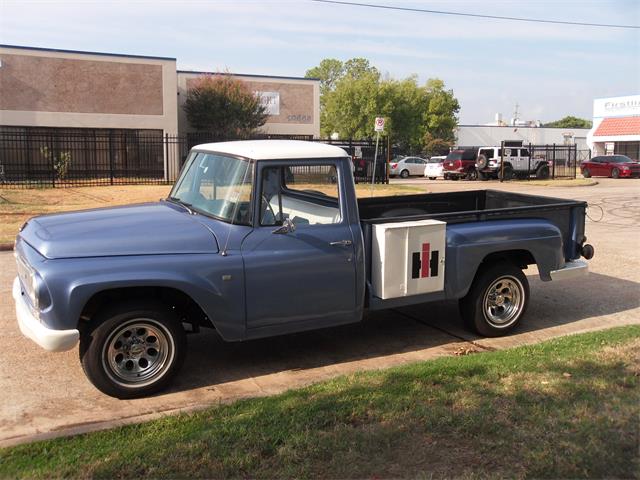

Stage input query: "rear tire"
[
  {"left": 467, "top": 169, "right": 478, "bottom": 181},
  {"left": 582, "top": 168, "right": 591, "bottom": 178},
  {"left": 459, "top": 262, "right": 529, "bottom": 337},
  {"left": 80, "top": 301, "right": 187, "bottom": 399},
  {"left": 612, "top": 168, "right": 620, "bottom": 179},
  {"left": 478, "top": 171, "right": 489, "bottom": 181},
  {"left": 429, "top": 177, "right": 437, "bottom": 180},
  {"left": 498, "top": 165, "right": 514, "bottom": 181},
  {"left": 536, "top": 165, "right": 550, "bottom": 180},
  {"left": 400, "top": 169, "right": 410, "bottom": 178}
]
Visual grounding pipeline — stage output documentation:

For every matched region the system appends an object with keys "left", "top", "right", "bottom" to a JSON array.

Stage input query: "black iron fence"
[
  {"left": 457, "top": 143, "right": 579, "bottom": 181},
  {"left": 526, "top": 144, "right": 577, "bottom": 180},
  {"left": 0, "top": 129, "right": 389, "bottom": 188}
]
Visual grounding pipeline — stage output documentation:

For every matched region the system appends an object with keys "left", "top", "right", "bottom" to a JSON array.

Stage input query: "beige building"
[
  {"left": 178, "top": 71, "right": 320, "bottom": 137},
  {"left": 0, "top": 44, "right": 320, "bottom": 181},
  {"left": 0, "top": 44, "right": 320, "bottom": 138},
  {"left": 0, "top": 44, "right": 178, "bottom": 136}
]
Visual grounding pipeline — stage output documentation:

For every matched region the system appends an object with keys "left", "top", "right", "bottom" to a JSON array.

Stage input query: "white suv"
[{"left": 475, "top": 146, "right": 550, "bottom": 180}]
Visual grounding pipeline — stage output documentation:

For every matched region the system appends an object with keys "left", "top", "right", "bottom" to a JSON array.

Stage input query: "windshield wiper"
[{"left": 166, "top": 196, "right": 195, "bottom": 215}]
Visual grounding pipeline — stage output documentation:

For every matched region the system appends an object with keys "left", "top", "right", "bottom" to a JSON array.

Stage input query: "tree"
[
  {"left": 422, "top": 79, "right": 460, "bottom": 154},
  {"left": 184, "top": 74, "right": 268, "bottom": 136},
  {"left": 544, "top": 116, "right": 592, "bottom": 129},
  {"left": 306, "top": 58, "right": 460, "bottom": 153},
  {"left": 305, "top": 58, "right": 344, "bottom": 98}
]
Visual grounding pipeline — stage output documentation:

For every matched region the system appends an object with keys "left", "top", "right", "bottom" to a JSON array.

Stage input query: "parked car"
[
  {"left": 424, "top": 156, "right": 446, "bottom": 179},
  {"left": 13, "top": 140, "right": 594, "bottom": 398},
  {"left": 581, "top": 155, "right": 640, "bottom": 178},
  {"left": 442, "top": 149, "right": 478, "bottom": 180},
  {"left": 390, "top": 156, "right": 428, "bottom": 178},
  {"left": 476, "top": 146, "right": 550, "bottom": 180}
]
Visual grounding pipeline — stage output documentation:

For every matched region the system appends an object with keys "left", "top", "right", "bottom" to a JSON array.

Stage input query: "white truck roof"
[{"left": 193, "top": 140, "right": 349, "bottom": 160}]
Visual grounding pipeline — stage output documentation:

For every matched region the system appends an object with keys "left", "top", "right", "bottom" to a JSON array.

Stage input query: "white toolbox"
[{"left": 371, "top": 219, "right": 446, "bottom": 299}]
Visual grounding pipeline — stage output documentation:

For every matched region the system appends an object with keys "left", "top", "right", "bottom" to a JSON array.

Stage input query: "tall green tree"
[
  {"left": 544, "top": 116, "right": 592, "bottom": 129},
  {"left": 422, "top": 79, "right": 460, "bottom": 154},
  {"left": 184, "top": 74, "right": 268, "bottom": 136},
  {"left": 307, "top": 57, "right": 459, "bottom": 153},
  {"left": 305, "top": 58, "right": 344, "bottom": 98}
]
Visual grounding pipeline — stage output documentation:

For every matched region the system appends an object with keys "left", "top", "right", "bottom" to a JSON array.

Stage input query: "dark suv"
[{"left": 443, "top": 149, "right": 478, "bottom": 180}]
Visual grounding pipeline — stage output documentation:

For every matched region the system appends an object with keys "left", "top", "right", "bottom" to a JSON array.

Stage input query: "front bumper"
[
  {"left": 549, "top": 260, "right": 589, "bottom": 281},
  {"left": 12, "top": 277, "right": 79, "bottom": 352}
]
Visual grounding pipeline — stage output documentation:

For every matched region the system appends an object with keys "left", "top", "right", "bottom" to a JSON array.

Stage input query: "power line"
[{"left": 309, "top": 0, "right": 640, "bottom": 30}]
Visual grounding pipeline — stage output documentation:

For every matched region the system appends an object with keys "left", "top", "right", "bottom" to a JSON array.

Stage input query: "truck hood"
[{"left": 19, "top": 202, "right": 219, "bottom": 259}]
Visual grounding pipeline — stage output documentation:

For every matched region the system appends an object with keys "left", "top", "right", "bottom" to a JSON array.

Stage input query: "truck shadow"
[{"left": 169, "top": 271, "right": 639, "bottom": 394}]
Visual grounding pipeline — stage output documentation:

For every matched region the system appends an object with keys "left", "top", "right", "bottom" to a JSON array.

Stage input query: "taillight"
[{"left": 391, "top": 163, "right": 398, "bottom": 169}]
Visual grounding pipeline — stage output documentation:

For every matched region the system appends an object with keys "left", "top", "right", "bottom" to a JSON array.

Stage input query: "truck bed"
[
  {"left": 358, "top": 189, "right": 585, "bottom": 225},
  {"left": 358, "top": 190, "right": 587, "bottom": 306}
]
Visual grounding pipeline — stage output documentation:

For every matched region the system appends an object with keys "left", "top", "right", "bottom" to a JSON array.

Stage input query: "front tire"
[
  {"left": 466, "top": 169, "right": 478, "bottom": 181},
  {"left": 80, "top": 301, "right": 187, "bottom": 399},
  {"left": 612, "top": 168, "right": 620, "bottom": 179},
  {"left": 459, "top": 262, "right": 529, "bottom": 337},
  {"left": 400, "top": 169, "right": 410, "bottom": 178}
]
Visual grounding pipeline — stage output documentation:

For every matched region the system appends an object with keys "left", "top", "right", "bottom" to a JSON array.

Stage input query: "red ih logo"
[{"left": 411, "top": 242, "right": 440, "bottom": 279}]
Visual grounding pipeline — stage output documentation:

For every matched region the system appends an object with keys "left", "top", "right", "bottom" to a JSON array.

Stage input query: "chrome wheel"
[
  {"left": 482, "top": 276, "right": 524, "bottom": 328},
  {"left": 102, "top": 319, "right": 175, "bottom": 388}
]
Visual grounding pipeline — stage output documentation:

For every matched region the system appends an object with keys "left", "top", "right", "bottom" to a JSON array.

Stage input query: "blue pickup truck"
[{"left": 13, "top": 140, "right": 594, "bottom": 398}]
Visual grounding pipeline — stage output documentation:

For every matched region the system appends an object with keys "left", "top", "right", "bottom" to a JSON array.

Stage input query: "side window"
[
  {"left": 521, "top": 149, "right": 530, "bottom": 157},
  {"left": 511, "top": 149, "right": 520, "bottom": 157},
  {"left": 260, "top": 164, "right": 341, "bottom": 227}
]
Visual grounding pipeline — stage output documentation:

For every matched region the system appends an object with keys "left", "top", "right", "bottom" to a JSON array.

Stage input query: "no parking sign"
[{"left": 374, "top": 117, "right": 385, "bottom": 132}]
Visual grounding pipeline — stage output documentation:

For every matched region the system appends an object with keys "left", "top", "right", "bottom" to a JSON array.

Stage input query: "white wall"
[{"left": 456, "top": 125, "right": 590, "bottom": 150}]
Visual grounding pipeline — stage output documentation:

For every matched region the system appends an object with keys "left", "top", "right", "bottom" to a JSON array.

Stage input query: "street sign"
[
  {"left": 354, "top": 146, "right": 363, "bottom": 158},
  {"left": 374, "top": 117, "right": 385, "bottom": 132}
]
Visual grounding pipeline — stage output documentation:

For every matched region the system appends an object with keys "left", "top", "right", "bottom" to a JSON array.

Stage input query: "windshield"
[{"left": 169, "top": 151, "right": 254, "bottom": 225}]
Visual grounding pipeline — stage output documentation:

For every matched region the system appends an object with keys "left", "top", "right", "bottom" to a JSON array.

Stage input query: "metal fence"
[
  {"left": 0, "top": 130, "right": 389, "bottom": 188},
  {"left": 457, "top": 143, "right": 579, "bottom": 181},
  {"left": 526, "top": 144, "right": 578, "bottom": 180},
  {"left": 0, "top": 130, "right": 184, "bottom": 187}
]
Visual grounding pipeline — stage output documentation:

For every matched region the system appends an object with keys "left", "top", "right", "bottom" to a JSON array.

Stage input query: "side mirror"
[{"left": 272, "top": 217, "right": 296, "bottom": 235}]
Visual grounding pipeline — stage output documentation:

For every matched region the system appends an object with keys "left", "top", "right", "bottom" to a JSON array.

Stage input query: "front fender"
[
  {"left": 37, "top": 253, "right": 247, "bottom": 341},
  {"left": 445, "top": 219, "right": 564, "bottom": 298}
]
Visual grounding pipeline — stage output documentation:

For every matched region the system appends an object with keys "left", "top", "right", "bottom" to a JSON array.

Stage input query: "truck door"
[{"left": 242, "top": 160, "right": 359, "bottom": 330}]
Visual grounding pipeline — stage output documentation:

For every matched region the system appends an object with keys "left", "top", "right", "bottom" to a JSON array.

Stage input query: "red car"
[
  {"left": 581, "top": 155, "right": 640, "bottom": 178},
  {"left": 442, "top": 148, "right": 478, "bottom": 180}
]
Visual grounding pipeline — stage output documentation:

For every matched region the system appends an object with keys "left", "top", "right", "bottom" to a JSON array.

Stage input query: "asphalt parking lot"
[{"left": 1, "top": 178, "right": 638, "bottom": 446}]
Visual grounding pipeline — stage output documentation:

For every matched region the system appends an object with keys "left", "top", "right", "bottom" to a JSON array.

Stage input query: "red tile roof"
[{"left": 593, "top": 116, "right": 640, "bottom": 137}]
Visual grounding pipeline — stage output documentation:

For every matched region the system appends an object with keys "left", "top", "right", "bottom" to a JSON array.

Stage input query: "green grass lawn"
[{"left": 2, "top": 326, "right": 639, "bottom": 479}]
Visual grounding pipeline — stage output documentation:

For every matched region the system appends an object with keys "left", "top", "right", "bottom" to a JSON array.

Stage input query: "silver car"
[{"left": 390, "top": 156, "right": 428, "bottom": 178}]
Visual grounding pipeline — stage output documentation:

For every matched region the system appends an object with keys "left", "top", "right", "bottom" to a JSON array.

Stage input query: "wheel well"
[
  {"left": 79, "top": 286, "right": 211, "bottom": 332},
  {"left": 480, "top": 250, "right": 535, "bottom": 271}
]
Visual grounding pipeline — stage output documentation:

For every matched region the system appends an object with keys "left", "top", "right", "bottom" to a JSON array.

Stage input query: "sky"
[{"left": 1, "top": 0, "right": 639, "bottom": 124}]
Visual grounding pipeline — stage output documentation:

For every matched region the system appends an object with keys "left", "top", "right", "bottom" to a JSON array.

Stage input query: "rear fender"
[{"left": 445, "top": 219, "right": 563, "bottom": 298}]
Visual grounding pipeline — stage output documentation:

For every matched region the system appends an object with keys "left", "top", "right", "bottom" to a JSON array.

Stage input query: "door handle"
[{"left": 330, "top": 239, "right": 353, "bottom": 247}]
